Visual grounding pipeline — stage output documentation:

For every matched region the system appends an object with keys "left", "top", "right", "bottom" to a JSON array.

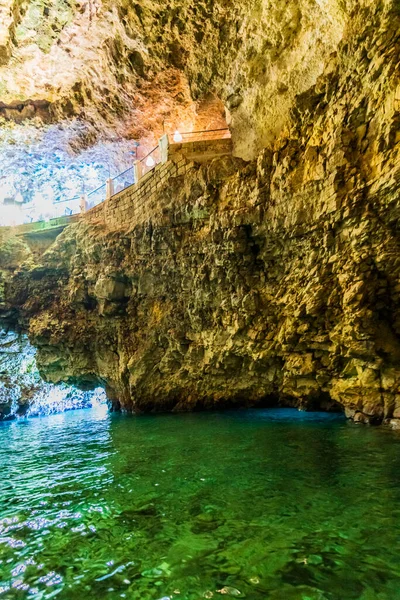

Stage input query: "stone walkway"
[
  {"left": 1, "top": 133, "right": 232, "bottom": 237},
  {"left": 83, "top": 136, "right": 233, "bottom": 230}
]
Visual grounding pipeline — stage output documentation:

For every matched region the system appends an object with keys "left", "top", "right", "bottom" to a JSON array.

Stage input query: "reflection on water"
[{"left": 0, "top": 408, "right": 400, "bottom": 599}]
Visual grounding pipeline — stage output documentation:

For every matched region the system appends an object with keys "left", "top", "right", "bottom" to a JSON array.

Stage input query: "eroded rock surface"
[
  {"left": 1, "top": 1, "right": 400, "bottom": 425},
  {"left": 0, "top": 0, "right": 349, "bottom": 157}
]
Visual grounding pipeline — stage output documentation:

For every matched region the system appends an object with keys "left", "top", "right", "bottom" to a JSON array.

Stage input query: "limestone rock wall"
[
  {"left": 0, "top": 0, "right": 351, "bottom": 156},
  {"left": 0, "top": 0, "right": 392, "bottom": 160},
  {"left": 0, "top": 0, "right": 26, "bottom": 66},
  {"left": 1, "top": 1, "right": 400, "bottom": 425}
]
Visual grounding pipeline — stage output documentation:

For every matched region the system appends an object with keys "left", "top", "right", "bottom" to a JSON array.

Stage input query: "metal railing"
[
  {"left": 21, "top": 196, "right": 81, "bottom": 223},
  {"left": 138, "top": 145, "right": 161, "bottom": 178},
  {"left": 168, "top": 128, "right": 231, "bottom": 144},
  {"left": 53, "top": 196, "right": 81, "bottom": 217},
  {"left": 87, "top": 183, "right": 107, "bottom": 209},
  {"left": 112, "top": 165, "right": 135, "bottom": 195}
]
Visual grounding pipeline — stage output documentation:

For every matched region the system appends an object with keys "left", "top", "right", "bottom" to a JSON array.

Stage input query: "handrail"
[
  {"left": 54, "top": 195, "right": 80, "bottom": 204},
  {"left": 139, "top": 146, "right": 159, "bottom": 164},
  {"left": 112, "top": 165, "right": 134, "bottom": 181},
  {"left": 88, "top": 182, "right": 106, "bottom": 197},
  {"left": 180, "top": 128, "right": 229, "bottom": 135},
  {"left": 167, "top": 128, "right": 231, "bottom": 144}
]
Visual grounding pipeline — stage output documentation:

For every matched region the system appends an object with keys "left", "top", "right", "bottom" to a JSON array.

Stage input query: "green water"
[{"left": 1, "top": 408, "right": 400, "bottom": 600}]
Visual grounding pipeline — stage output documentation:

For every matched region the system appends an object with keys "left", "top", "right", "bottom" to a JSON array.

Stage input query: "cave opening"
[{"left": 0, "top": 326, "right": 107, "bottom": 421}]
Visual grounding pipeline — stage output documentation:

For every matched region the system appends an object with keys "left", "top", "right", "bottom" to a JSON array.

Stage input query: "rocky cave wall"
[
  {"left": 1, "top": 1, "right": 400, "bottom": 424},
  {"left": 1, "top": 0, "right": 348, "bottom": 157}
]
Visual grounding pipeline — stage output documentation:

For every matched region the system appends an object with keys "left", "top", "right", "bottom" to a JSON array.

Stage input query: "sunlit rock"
[
  {"left": 0, "top": 328, "right": 106, "bottom": 419},
  {"left": 1, "top": 0, "right": 400, "bottom": 425},
  {"left": 0, "top": 0, "right": 347, "bottom": 158},
  {"left": 0, "top": 119, "right": 136, "bottom": 225}
]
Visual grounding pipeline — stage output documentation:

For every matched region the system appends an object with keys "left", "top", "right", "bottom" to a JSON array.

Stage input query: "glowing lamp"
[
  {"left": 173, "top": 130, "right": 183, "bottom": 142},
  {"left": 145, "top": 155, "right": 155, "bottom": 168}
]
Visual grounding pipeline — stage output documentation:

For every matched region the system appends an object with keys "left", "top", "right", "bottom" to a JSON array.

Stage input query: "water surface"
[{"left": 1, "top": 408, "right": 400, "bottom": 599}]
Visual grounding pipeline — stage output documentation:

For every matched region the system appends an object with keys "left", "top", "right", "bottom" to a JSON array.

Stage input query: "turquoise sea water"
[{"left": 0, "top": 407, "right": 400, "bottom": 600}]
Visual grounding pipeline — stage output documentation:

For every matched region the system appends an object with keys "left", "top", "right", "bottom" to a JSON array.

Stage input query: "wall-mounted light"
[
  {"left": 145, "top": 156, "right": 155, "bottom": 168},
  {"left": 173, "top": 130, "right": 183, "bottom": 143}
]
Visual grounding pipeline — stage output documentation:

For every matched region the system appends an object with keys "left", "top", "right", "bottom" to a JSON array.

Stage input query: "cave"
[{"left": 1, "top": 0, "right": 400, "bottom": 598}]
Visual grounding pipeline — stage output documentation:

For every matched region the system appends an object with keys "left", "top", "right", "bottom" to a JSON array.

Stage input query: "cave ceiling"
[{"left": 0, "top": 0, "right": 350, "bottom": 159}]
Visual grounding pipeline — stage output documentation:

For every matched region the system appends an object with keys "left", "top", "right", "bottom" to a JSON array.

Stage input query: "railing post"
[
  {"left": 133, "top": 160, "right": 142, "bottom": 184},
  {"left": 159, "top": 134, "right": 169, "bottom": 164},
  {"left": 106, "top": 178, "right": 114, "bottom": 200},
  {"left": 79, "top": 194, "right": 87, "bottom": 214}
]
